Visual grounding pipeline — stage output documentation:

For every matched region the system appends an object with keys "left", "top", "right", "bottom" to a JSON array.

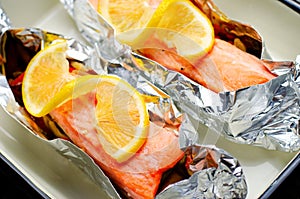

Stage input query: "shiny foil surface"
[
  {"left": 61, "top": 0, "right": 300, "bottom": 152},
  {"left": 157, "top": 145, "right": 247, "bottom": 199},
  {"left": 0, "top": 7, "right": 247, "bottom": 199}
]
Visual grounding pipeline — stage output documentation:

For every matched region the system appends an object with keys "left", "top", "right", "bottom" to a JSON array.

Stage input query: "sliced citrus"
[
  {"left": 95, "top": 75, "right": 149, "bottom": 162},
  {"left": 91, "top": 0, "right": 214, "bottom": 63},
  {"left": 92, "top": 0, "right": 161, "bottom": 43},
  {"left": 134, "top": 0, "right": 215, "bottom": 62},
  {"left": 22, "top": 38, "right": 149, "bottom": 163},
  {"left": 22, "top": 40, "right": 100, "bottom": 117},
  {"left": 22, "top": 40, "right": 72, "bottom": 117}
]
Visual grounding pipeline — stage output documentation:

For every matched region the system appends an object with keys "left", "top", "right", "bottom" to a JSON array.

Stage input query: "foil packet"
[
  {"left": 60, "top": 0, "right": 300, "bottom": 152},
  {"left": 0, "top": 8, "right": 247, "bottom": 199}
]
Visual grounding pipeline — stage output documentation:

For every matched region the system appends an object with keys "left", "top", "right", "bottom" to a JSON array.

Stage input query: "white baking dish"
[{"left": 0, "top": 0, "right": 299, "bottom": 198}]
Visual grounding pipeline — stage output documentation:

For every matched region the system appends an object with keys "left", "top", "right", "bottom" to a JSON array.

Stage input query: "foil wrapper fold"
[
  {"left": 192, "top": 0, "right": 263, "bottom": 58},
  {"left": 61, "top": 0, "right": 300, "bottom": 152},
  {"left": 157, "top": 145, "right": 247, "bottom": 199},
  {"left": 0, "top": 5, "right": 11, "bottom": 33},
  {"left": 0, "top": 28, "right": 121, "bottom": 199},
  {"left": 0, "top": 12, "right": 247, "bottom": 199}
]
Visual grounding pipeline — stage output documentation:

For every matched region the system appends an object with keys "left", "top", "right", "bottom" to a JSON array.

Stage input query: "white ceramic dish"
[{"left": 0, "top": 0, "right": 299, "bottom": 198}]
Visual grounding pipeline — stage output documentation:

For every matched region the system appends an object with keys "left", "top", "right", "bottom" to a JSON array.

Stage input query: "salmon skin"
[
  {"left": 50, "top": 92, "right": 184, "bottom": 199},
  {"left": 139, "top": 38, "right": 277, "bottom": 93}
]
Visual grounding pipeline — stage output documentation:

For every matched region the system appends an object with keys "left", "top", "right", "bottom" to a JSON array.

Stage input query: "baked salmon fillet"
[
  {"left": 50, "top": 92, "right": 184, "bottom": 199},
  {"left": 140, "top": 38, "right": 277, "bottom": 92},
  {"left": 89, "top": 0, "right": 276, "bottom": 93}
]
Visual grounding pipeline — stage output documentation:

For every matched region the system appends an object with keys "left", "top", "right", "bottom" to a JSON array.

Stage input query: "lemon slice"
[
  {"left": 92, "top": 0, "right": 214, "bottom": 63},
  {"left": 22, "top": 40, "right": 72, "bottom": 117},
  {"left": 94, "top": 0, "right": 160, "bottom": 43},
  {"left": 22, "top": 39, "right": 149, "bottom": 163},
  {"left": 134, "top": 0, "right": 215, "bottom": 62},
  {"left": 22, "top": 40, "right": 100, "bottom": 117},
  {"left": 95, "top": 75, "right": 149, "bottom": 162}
]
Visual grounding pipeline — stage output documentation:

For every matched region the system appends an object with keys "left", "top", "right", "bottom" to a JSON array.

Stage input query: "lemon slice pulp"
[
  {"left": 94, "top": 0, "right": 160, "bottom": 43},
  {"left": 22, "top": 40, "right": 73, "bottom": 117},
  {"left": 22, "top": 40, "right": 149, "bottom": 162},
  {"left": 95, "top": 75, "right": 149, "bottom": 162},
  {"left": 93, "top": 0, "right": 214, "bottom": 63},
  {"left": 135, "top": 0, "right": 215, "bottom": 62}
]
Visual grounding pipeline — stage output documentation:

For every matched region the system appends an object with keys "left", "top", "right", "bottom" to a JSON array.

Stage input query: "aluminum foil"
[
  {"left": 157, "top": 145, "right": 247, "bottom": 199},
  {"left": 0, "top": 9, "right": 247, "bottom": 199},
  {"left": 0, "top": 5, "right": 10, "bottom": 33},
  {"left": 61, "top": 0, "right": 300, "bottom": 152},
  {"left": 192, "top": 0, "right": 264, "bottom": 58},
  {"left": 0, "top": 29, "right": 121, "bottom": 199}
]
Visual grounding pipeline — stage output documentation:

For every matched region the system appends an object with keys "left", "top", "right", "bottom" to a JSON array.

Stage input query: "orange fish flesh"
[
  {"left": 50, "top": 92, "right": 184, "bottom": 199},
  {"left": 139, "top": 38, "right": 277, "bottom": 92}
]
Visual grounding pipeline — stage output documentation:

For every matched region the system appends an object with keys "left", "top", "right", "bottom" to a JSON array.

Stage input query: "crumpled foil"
[
  {"left": 192, "top": 0, "right": 264, "bottom": 58},
  {"left": 0, "top": 5, "right": 10, "bottom": 33},
  {"left": 60, "top": 0, "right": 300, "bottom": 152},
  {"left": 0, "top": 29, "right": 121, "bottom": 199},
  {"left": 0, "top": 8, "right": 247, "bottom": 199},
  {"left": 157, "top": 145, "right": 246, "bottom": 199}
]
